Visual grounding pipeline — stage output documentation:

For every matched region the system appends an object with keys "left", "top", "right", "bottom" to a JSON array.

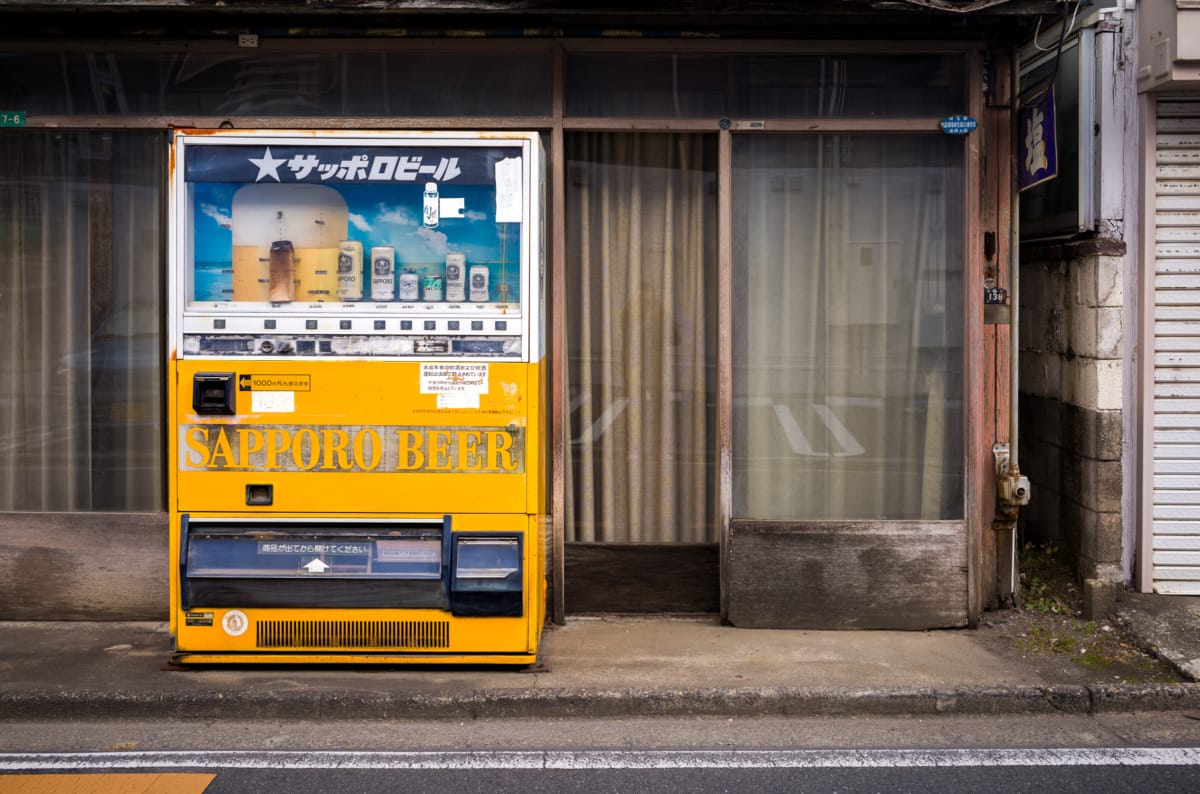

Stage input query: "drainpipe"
[
  {"left": 995, "top": 46, "right": 1032, "bottom": 606},
  {"left": 1010, "top": 48, "right": 1022, "bottom": 503}
]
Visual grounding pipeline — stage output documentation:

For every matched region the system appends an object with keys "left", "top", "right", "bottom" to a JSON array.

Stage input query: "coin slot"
[{"left": 245, "top": 484, "right": 273, "bottom": 506}]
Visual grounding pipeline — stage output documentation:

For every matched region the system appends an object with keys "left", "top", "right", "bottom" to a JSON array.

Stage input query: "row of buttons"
[{"left": 211, "top": 319, "right": 511, "bottom": 332}]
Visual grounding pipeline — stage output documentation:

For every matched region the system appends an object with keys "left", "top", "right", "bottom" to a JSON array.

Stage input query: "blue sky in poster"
[{"left": 192, "top": 181, "right": 512, "bottom": 268}]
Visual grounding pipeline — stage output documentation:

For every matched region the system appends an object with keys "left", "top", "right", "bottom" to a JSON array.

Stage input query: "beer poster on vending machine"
[{"left": 185, "top": 140, "right": 525, "bottom": 308}]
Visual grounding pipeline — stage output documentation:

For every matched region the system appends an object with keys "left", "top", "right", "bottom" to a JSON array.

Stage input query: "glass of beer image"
[
  {"left": 231, "top": 183, "right": 349, "bottom": 302},
  {"left": 268, "top": 240, "right": 295, "bottom": 302}
]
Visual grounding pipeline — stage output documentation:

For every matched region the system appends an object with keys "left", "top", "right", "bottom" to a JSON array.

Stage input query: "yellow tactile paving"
[{"left": 0, "top": 773, "right": 215, "bottom": 793}]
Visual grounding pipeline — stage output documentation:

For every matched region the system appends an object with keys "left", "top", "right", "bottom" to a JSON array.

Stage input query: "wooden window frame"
[{"left": 3, "top": 37, "right": 988, "bottom": 625}]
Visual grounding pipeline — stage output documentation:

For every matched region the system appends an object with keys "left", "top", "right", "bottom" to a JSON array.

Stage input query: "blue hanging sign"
[
  {"left": 939, "top": 115, "right": 977, "bottom": 135},
  {"left": 1019, "top": 84, "right": 1058, "bottom": 191}
]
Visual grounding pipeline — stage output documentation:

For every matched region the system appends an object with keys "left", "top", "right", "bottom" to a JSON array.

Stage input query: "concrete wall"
[
  {"left": 1019, "top": 238, "right": 1126, "bottom": 618},
  {"left": 0, "top": 513, "right": 167, "bottom": 620}
]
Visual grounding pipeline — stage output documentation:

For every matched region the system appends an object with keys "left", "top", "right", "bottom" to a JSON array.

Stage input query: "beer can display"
[
  {"left": 397, "top": 269, "right": 420, "bottom": 302},
  {"left": 336, "top": 240, "right": 363, "bottom": 301},
  {"left": 468, "top": 264, "right": 490, "bottom": 302},
  {"left": 445, "top": 253, "right": 467, "bottom": 302},
  {"left": 370, "top": 246, "right": 395, "bottom": 301},
  {"left": 423, "top": 182, "right": 439, "bottom": 228},
  {"left": 422, "top": 270, "right": 445, "bottom": 302},
  {"left": 268, "top": 240, "right": 296, "bottom": 302}
]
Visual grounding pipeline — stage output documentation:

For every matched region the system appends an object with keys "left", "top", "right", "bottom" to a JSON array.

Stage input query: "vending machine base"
[
  {"left": 169, "top": 514, "right": 545, "bottom": 666},
  {"left": 169, "top": 651, "right": 539, "bottom": 666}
]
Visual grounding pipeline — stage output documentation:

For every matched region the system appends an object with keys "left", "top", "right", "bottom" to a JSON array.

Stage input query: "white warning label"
[{"left": 420, "top": 363, "right": 488, "bottom": 395}]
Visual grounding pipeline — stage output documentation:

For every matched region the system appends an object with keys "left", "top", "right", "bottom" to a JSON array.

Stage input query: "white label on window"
[
  {"left": 495, "top": 156, "right": 523, "bottom": 223},
  {"left": 437, "top": 392, "right": 480, "bottom": 409},
  {"left": 421, "top": 363, "right": 488, "bottom": 395},
  {"left": 252, "top": 391, "right": 295, "bottom": 413}
]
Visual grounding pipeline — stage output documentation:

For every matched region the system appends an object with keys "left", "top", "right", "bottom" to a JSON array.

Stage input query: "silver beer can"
[
  {"left": 370, "top": 246, "right": 395, "bottom": 301},
  {"left": 445, "top": 253, "right": 467, "bottom": 302},
  {"left": 337, "top": 240, "right": 363, "bottom": 301},
  {"left": 397, "top": 269, "right": 421, "bottom": 302},
  {"left": 468, "top": 264, "right": 490, "bottom": 302}
]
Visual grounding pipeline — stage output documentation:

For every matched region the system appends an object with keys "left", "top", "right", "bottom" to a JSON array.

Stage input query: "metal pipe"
[
  {"left": 1009, "top": 44, "right": 1022, "bottom": 605},
  {"left": 1010, "top": 45, "right": 1021, "bottom": 479}
]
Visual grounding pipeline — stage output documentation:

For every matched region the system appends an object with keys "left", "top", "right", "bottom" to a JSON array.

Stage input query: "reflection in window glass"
[
  {"left": 0, "top": 51, "right": 552, "bottom": 117},
  {"left": 732, "top": 55, "right": 964, "bottom": 118},
  {"left": 566, "top": 54, "right": 731, "bottom": 117},
  {"left": 732, "top": 134, "right": 964, "bottom": 521},
  {"left": 0, "top": 132, "right": 164, "bottom": 511},
  {"left": 565, "top": 53, "right": 963, "bottom": 118}
]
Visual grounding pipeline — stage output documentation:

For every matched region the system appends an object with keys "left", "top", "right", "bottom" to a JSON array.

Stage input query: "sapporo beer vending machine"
[{"left": 168, "top": 130, "right": 546, "bottom": 664}]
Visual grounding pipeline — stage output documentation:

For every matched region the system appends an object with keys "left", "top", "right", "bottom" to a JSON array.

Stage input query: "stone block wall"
[{"left": 1018, "top": 239, "right": 1125, "bottom": 618}]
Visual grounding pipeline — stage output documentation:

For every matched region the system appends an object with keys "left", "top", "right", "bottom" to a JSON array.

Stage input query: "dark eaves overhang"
[{"left": 0, "top": 0, "right": 1068, "bottom": 41}]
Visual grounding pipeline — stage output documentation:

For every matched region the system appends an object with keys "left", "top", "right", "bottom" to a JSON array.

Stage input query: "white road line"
[{"left": 2, "top": 748, "right": 1200, "bottom": 771}]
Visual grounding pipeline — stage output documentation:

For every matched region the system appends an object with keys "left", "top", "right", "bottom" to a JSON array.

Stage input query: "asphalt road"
[
  {"left": 3, "top": 713, "right": 1200, "bottom": 793},
  {"left": 4, "top": 748, "right": 1200, "bottom": 793},
  {"left": 180, "top": 762, "right": 1200, "bottom": 794}
]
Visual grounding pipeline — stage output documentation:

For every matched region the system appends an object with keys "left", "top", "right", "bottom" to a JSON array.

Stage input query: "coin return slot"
[{"left": 192, "top": 372, "right": 235, "bottom": 415}]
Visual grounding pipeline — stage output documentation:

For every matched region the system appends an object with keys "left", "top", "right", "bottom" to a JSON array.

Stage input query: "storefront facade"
[{"left": 0, "top": 1, "right": 1040, "bottom": 629}]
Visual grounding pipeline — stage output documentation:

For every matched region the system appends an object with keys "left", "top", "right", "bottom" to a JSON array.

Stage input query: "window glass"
[
  {"left": 0, "top": 51, "right": 552, "bottom": 117},
  {"left": 732, "top": 133, "right": 964, "bottom": 520},
  {"left": 565, "top": 132, "right": 718, "bottom": 542},
  {"left": 733, "top": 55, "right": 964, "bottom": 117},
  {"left": 566, "top": 54, "right": 731, "bottom": 117},
  {"left": 566, "top": 53, "right": 964, "bottom": 118},
  {"left": 0, "top": 131, "right": 164, "bottom": 511}
]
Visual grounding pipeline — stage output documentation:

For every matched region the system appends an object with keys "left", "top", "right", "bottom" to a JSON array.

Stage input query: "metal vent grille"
[{"left": 256, "top": 620, "right": 450, "bottom": 650}]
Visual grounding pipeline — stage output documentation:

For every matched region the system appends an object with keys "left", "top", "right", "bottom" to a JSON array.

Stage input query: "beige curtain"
[
  {"left": 565, "top": 133, "right": 717, "bottom": 543},
  {"left": 0, "top": 132, "right": 162, "bottom": 511},
  {"left": 732, "top": 133, "right": 963, "bottom": 521}
]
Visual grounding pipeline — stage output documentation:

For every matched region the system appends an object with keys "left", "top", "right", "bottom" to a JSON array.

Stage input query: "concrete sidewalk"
[{"left": 2, "top": 597, "right": 1199, "bottom": 722}]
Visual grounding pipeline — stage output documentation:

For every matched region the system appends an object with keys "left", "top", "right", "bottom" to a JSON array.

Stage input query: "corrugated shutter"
[{"left": 1152, "top": 96, "right": 1200, "bottom": 595}]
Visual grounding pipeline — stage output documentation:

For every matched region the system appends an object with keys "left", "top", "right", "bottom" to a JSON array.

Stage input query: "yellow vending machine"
[{"left": 168, "top": 130, "right": 546, "bottom": 664}]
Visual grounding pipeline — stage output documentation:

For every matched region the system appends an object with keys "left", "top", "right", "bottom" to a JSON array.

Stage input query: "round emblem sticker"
[{"left": 222, "top": 610, "right": 249, "bottom": 637}]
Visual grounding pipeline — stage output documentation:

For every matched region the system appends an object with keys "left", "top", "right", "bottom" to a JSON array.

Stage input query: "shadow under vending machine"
[{"left": 168, "top": 130, "right": 546, "bottom": 664}]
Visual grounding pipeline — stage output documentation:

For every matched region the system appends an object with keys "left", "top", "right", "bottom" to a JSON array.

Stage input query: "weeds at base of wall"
[{"left": 975, "top": 542, "right": 1182, "bottom": 685}]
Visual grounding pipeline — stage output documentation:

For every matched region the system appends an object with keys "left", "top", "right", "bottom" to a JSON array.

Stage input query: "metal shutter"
[{"left": 1152, "top": 95, "right": 1200, "bottom": 594}]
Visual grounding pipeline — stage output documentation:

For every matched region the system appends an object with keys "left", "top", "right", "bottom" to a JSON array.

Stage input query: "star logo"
[{"left": 248, "top": 147, "right": 286, "bottom": 182}]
